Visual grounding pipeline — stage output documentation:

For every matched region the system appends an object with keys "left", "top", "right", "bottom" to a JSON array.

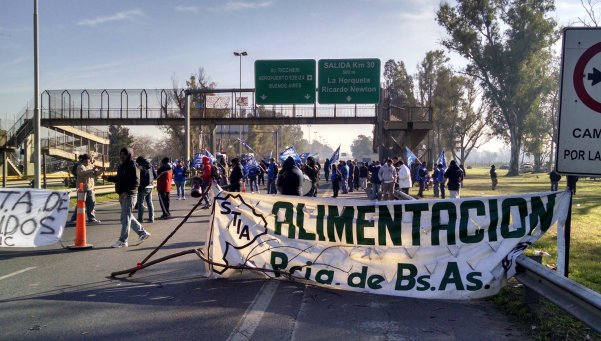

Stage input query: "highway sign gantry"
[
  {"left": 318, "top": 58, "right": 380, "bottom": 104},
  {"left": 255, "top": 59, "right": 316, "bottom": 105},
  {"left": 557, "top": 27, "right": 601, "bottom": 176}
]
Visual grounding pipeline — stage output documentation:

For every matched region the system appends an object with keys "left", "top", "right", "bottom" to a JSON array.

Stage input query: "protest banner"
[
  {"left": 207, "top": 190, "right": 570, "bottom": 299},
  {"left": 0, "top": 189, "right": 70, "bottom": 247}
]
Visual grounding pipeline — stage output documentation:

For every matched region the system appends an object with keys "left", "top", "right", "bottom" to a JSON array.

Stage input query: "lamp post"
[{"left": 234, "top": 51, "right": 247, "bottom": 157}]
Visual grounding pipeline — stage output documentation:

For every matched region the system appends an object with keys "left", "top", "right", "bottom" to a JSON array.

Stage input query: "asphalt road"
[{"left": 0, "top": 182, "right": 529, "bottom": 341}]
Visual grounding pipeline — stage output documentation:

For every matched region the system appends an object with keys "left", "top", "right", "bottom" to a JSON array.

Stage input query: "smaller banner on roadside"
[{"left": 0, "top": 189, "right": 70, "bottom": 248}]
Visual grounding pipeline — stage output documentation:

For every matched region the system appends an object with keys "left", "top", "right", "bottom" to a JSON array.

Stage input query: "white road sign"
[{"left": 557, "top": 27, "right": 601, "bottom": 176}]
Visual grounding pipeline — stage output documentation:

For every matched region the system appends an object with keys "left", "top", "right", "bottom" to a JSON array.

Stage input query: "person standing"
[
  {"left": 70, "top": 154, "right": 103, "bottom": 223},
  {"left": 103, "top": 147, "right": 150, "bottom": 248},
  {"left": 303, "top": 156, "right": 319, "bottom": 197},
  {"left": 490, "top": 165, "right": 498, "bottom": 190},
  {"left": 156, "top": 157, "right": 173, "bottom": 219},
  {"left": 369, "top": 161, "right": 381, "bottom": 200},
  {"left": 549, "top": 168, "right": 562, "bottom": 191},
  {"left": 229, "top": 158, "right": 243, "bottom": 192},
  {"left": 432, "top": 163, "right": 445, "bottom": 198},
  {"left": 200, "top": 156, "right": 213, "bottom": 208},
  {"left": 136, "top": 156, "right": 157, "bottom": 223},
  {"left": 331, "top": 164, "right": 341, "bottom": 198},
  {"left": 276, "top": 156, "right": 304, "bottom": 196},
  {"left": 379, "top": 159, "right": 397, "bottom": 201},
  {"left": 248, "top": 162, "right": 259, "bottom": 193},
  {"left": 347, "top": 160, "right": 355, "bottom": 192},
  {"left": 397, "top": 160, "right": 412, "bottom": 195},
  {"left": 173, "top": 160, "right": 188, "bottom": 200},
  {"left": 416, "top": 162, "right": 427, "bottom": 198},
  {"left": 324, "top": 158, "right": 331, "bottom": 182},
  {"left": 339, "top": 160, "right": 349, "bottom": 194},
  {"left": 444, "top": 160, "right": 464, "bottom": 199},
  {"left": 266, "top": 158, "right": 278, "bottom": 194},
  {"left": 358, "top": 162, "right": 368, "bottom": 190}
]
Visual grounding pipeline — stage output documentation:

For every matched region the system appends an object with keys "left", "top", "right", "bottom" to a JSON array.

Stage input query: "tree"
[
  {"left": 442, "top": 78, "right": 490, "bottom": 167},
  {"left": 131, "top": 135, "right": 157, "bottom": 161},
  {"left": 437, "top": 0, "right": 558, "bottom": 175},
  {"left": 577, "top": 0, "right": 601, "bottom": 26},
  {"left": 108, "top": 125, "right": 134, "bottom": 168},
  {"left": 383, "top": 59, "right": 416, "bottom": 106},
  {"left": 351, "top": 135, "right": 374, "bottom": 159}
]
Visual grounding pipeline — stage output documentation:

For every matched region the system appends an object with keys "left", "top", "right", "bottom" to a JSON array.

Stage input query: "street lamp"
[{"left": 234, "top": 51, "right": 247, "bottom": 156}]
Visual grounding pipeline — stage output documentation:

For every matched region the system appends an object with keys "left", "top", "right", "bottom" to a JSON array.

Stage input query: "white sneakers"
[
  {"left": 111, "top": 240, "right": 128, "bottom": 248},
  {"left": 111, "top": 232, "right": 150, "bottom": 248},
  {"left": 176, "top": 196, "right": 186, "bottom": 200},
  {"left": 139, "top": 232, "right": 151, "bottom": 242}
]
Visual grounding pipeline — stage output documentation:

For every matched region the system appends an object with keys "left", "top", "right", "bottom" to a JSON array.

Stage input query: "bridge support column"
[
  {"left": 184, "top": 93, "right": 191, "bottom": 163},
  {"left": 210, "top": 125, "right": 217, "bottom": 155},
  {"left": 2, "top": 149, "right": 7, "bottom": 188},
  {"left": 22, "top": 134, "right": 35, "bottom": 177}
]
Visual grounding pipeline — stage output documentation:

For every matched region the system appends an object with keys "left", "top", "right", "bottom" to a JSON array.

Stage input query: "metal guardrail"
[{"left": 515, "top": 254, "right": 601, "bottom": 332}]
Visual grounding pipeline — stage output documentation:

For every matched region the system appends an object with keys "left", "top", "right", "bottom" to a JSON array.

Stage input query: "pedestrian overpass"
[{"left": 1, "top": 88, "right": 432, "bottom": 178}]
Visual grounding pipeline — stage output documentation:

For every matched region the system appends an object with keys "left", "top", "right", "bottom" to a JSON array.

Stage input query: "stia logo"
[{"left": 213, "top": 193, "right": 268, "bottom": 274}]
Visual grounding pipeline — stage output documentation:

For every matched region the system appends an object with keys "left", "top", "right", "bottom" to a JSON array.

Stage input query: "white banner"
[
  {"left": 207, "top": 191, "right": 571, "bottom": 299},
  {"left": 0, "top": 189, "right": 70, "bottom": 247}
]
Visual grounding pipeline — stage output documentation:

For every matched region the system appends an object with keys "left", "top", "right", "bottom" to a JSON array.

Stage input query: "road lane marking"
[
  {"left": 0, "top": 267, "right": 36, "bottom": 281},
  {"left": 227, "top": 280, "right": 280, "bottom": 341}
]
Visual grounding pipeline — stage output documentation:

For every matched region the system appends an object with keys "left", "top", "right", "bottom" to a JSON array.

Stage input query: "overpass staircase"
[{"left": 1, "top": 107, "right": 110, "bottom": 174}]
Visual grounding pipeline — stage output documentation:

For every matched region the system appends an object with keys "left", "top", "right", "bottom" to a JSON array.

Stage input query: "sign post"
[
  {"left": 318, "top": 58, "right": 380, "bottom": 104},
  {"left": 556, "top": 27, "right": 601, "bottom": 277},
  {"left": 255, "top": 59, "right": 316, "bottom": 105}
]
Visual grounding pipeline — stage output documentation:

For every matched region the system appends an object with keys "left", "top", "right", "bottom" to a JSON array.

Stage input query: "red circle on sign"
[{"left": 573, "top": 42, "right": 601, "bottom": 113}]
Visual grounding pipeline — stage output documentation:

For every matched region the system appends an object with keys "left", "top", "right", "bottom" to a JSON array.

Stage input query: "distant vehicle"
[
  {"left": 500, "top": 164, "right": 510, "bottom": 170},
  {"left": 520, "top": 163, "right": 534, "bottom": 172}
]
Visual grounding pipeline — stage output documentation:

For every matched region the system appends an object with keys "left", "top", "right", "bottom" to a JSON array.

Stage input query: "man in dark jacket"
[
  {"left": 136, "top": 156, "right": 157, "bottom": 223},
  {"left": 444, "top": 160, "right": 464, "bottom": 199},
  {"left": 229, "top": 158, "right": 243, "bottom": 192},
  {"left": 324, "top": 158, "right": 331, "bottom": 182},
  {"left": 103, "top": 147, "right": 150, "bottom": 248},
  {"left": 277, "top": 156, "right": 303, "bottom": 196},
  {"left": 549, "top": 168, "right": 561, "bottom": 191},
  {"left": 303, "top": 156, "right": 319, "bottom": 197}
]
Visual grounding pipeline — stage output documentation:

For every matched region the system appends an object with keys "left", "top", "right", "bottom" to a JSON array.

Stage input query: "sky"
[{"left": 0, "top": 0, "right": 588, "bottom": 155}]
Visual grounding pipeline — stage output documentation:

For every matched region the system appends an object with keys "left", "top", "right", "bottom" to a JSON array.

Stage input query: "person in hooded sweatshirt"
[
  {"left": 156, "top": 157, "right": 173, "bottom": 219},
  {"left": 103, "top": 147, "right": 150, "bottom": 248},
  {"left": 229, "top": 158, "right": 243, "bottom": 192},
  {"left": 444, "top": 160, "right": 464, "bottom": 198},
  {"left": 136, "top": 156, "right": 157, "bottom": 223},
  {"left": 276, "top": 156, "right": 303, "bottom": 196}
]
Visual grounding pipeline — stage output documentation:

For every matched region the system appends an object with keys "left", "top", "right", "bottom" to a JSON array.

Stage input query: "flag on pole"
[
  {"left": 236, "top": 138, "right": 256, "bottom": 154},
  {"left": 299, "top": 152, "right": 310, "bottom": 163},
  {"left": 203, "top": 149, "right": 216, "bottom": 163},
  {"left": 330, "top": 145, "right": 341, "bottom": 164},
  {"left": 279, "top": 146, "right": 301, "bottom": 163},
  {"left": 437, "top": 150, "right": 447, "bottom": 169},
  {"left": 405, "top": 146, "right": 418, "bottom": 166}
]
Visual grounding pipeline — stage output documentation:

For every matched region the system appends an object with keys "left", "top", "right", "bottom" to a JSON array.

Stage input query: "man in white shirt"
[{"left": 397, "top": 160, "right": 412, "bottom": 194}]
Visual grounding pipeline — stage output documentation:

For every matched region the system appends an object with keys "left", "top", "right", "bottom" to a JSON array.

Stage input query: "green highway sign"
[
  {"left": 255, "top": 59, "right": 316, "bottom": 104},
  {"left": 318, "top": 58, "right": 381, "bottom": 104}
]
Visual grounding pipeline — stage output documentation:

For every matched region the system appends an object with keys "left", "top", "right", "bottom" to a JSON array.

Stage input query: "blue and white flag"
[
  {"left": 279, "top": 146, "right": 301, "bottom": 162},
  {"left": 299, "top": 152, "right": 310, "bottom": 163},
  {"left": 330, "top": 145, "right": 341, "bottom": 164},
  {"left": 405, "top": 146, "right": 418, "bottom": 166},
  {"left": 236, "top": 138, "right": 256, "bottom": 154},
  {"left": 193, "top": 153, "right": 203, "bottom": 168},
  {"left": 437, "top": 150, "right": 447, "bottom": 169},
  {"left": 203, "top": 150, "right": 216, "bottom": 164}
]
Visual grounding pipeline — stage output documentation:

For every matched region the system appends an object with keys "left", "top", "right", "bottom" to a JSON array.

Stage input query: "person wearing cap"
[{"left": 71, "top": 154, "right": 103, "bottom": 224}]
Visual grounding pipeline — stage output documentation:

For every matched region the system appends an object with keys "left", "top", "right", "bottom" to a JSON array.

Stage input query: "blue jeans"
[
  {"left": 70, "top": 189, "right": 97, "bottom": 221},
  {"left": 371, "top": 183, "right": 381, "bottom": 200},
  {"left": 137, "top": 187, "right": 154, "bottom": 221},
  {"left": 267, "top": 178, "right": 276, "bottom": 194},
  {"left": 175, "top": 180, "right": 186, "bottom": 198},
  {"left": 249, "top": 177, "right": 259, "bottom": 192},
  {"left": 119, "top": 194, "right": 147, "bottom": 242}
]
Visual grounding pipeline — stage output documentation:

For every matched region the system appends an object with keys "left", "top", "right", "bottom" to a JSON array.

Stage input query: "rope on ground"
[{"left": 110, "top": 182, "right": 212, "bottom": 278}]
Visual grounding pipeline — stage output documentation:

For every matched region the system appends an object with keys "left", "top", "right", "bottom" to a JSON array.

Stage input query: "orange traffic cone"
[
  {"left": 68, "top": 183, "right": 93, "bottom": 250},
  {"left": 241, "top": 181, "right": 247, "bottom": 192}
]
